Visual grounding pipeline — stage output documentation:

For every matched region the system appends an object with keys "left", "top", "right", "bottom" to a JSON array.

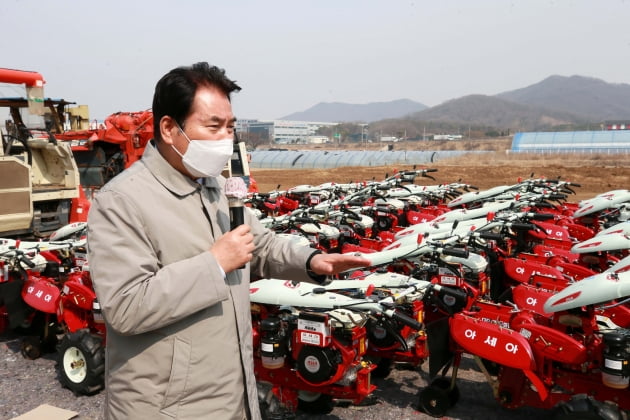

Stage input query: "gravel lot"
[{"left": 1, "top": 332, "right": 554, "bottom": 420}]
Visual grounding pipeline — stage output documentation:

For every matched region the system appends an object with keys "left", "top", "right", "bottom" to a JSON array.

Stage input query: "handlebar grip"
[
  {"left": 530, "top": 213, "right": 555, "bottom": 221},
  {"left": 375, "top": 206, "right": 395, "bottom": 214},
  {"left": 510, "top": 222, "right": 536, "bottom": 231},
  {"left": 477, "top": 232, "right": 503, "bottom": 241},
  {"left": 310, "top": 208, "right": 328, "bottom": 215},
  {"left": 424, "top": 168, "right": 438, "bottom": 173},
  {"left": 347, "top": 200, "right": 365, "bottom": 207},
  {"left": 294, "top": 217, "right": 316, "bottom": 224},
  {"left": 442, "top": 247, "right": 469, "bottom": 258},
  {"left": 570, "top": 182, "right": 581, "bottom": 187},
  {"left": 390, "top": 310, "right": 423, "bottom": 331},
  {"left": 19, "top": 255, "right": 36, "bottom": 268}
]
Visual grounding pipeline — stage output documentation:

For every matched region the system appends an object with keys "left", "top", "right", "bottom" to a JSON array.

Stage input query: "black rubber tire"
[
  {"left": 17, "top": 312, "right": 58, "bottom": 359},
  {"left": 297, "top": 392, "right": 334, "bottom": 415},
  {"left": 20, "top": 335, "right": 43, "bottom": 360},
  {"left": 260, "top": 399, "right": 297, "bottom": 420},
  {"left": 56, "top": 329, "right": 105, "bottom": 395},
  {"left": 418, "top": 377, "right": 460, "bottom": 417},
  {"left": 20, "top": 333, "right": 57, "bottom": 360},
  {"left": 376, "top": 217, "right": 392, "bottom": 232},
  {"left": 480, "top": 358, "right": 501, "bottom": 376},
  {"left": 553, "top": 394, "right": 626, "bottom": 420},
  {"left": 433, "top": 377, "right": 460, "bottom": 406},
  {"left": 369, "top": 356, "right": 394, "bottom": 378}
]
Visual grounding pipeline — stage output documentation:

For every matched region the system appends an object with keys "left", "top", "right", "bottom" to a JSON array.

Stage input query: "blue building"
[{"left": 511, "top": 131, "right": 630, "bottom": 154}]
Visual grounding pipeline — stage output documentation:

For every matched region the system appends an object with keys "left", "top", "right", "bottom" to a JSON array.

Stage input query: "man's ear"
[{"left": 160, "top": 116, "right": 177, "bottom": 145}]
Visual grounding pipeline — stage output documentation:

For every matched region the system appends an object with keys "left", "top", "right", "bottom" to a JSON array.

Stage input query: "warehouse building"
[{"left": 236, "top": 119, "right": 337, "bottom": 144}]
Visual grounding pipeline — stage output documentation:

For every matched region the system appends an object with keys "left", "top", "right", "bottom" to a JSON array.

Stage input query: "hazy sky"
[{"left": 2, "top": 0, "right": 629, "bottom": 121}]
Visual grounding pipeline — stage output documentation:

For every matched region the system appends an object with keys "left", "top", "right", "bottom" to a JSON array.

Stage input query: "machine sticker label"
[
  {"left": 304, "top": 355, "right": 321, "bottom": 373},
  {"left": 300, "top": 332, "right": 322, "bottom": 346}
]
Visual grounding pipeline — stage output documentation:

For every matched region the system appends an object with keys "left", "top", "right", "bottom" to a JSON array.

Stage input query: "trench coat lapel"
[
  {"left": 200, "top": 177, "right": 243, "bottom": 287},
  {"left": 201, "top": 177, "right": 230, "bottom": 235}
]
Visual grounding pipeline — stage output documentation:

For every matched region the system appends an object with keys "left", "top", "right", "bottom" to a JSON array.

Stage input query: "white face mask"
[{"left": 172, "top": 125, "right": 234, "bottom": 178}]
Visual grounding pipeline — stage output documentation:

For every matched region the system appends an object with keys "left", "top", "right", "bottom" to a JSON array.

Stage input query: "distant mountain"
[
  {"left": 496, "top": 75, "right": 630, "bottom": 121},
  {"left": 280, "top": 99, "right": 428, "bottom": 123},
  {"left": 279, "top": 75, "right": 630, "bottom": 133},
  {"left": 406, "top": 94, "right": 587, "bottom": 131}
]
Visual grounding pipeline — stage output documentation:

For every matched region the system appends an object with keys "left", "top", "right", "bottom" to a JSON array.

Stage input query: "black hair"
[{"left": 152, "top": 62, "right": 241, "bottom": 141}]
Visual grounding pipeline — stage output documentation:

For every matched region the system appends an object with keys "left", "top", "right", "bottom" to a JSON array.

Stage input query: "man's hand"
[
  {"left": 308, "top": 252, "right": 371, "bottom": 276},
  {"left": 210, "top": 224, "right": 254, "bottom": 272}
]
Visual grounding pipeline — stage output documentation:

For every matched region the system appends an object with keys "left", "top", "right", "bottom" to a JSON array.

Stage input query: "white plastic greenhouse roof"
[
  {"left": 249, "top": 150, "right": 475, "bottom": 169},
  {"left": 512, "top": 131, "right": 630, "bottom": 153}
]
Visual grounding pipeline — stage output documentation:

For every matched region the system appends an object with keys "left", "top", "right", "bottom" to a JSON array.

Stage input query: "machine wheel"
[
  {"left": 257, "top": 382, "right": 296, "bottom": 420},
  {"left": 368, "top": 356, "right": 394, "bottom": 378},
  {"left": 375, "top": 217, "right": 392, "bottom": 232},
  {"left": 297, "top": 391, "right": 334, "bottom": 414},
  {"left": 20, "top": 336, "right": 43, "bottom": 359},
  {"left": 418, "top": 377, "right": 460, "bottom": 417},
  {"left": 57, "top": 329, "right": 105, "bottom": 395},
  {"left": 260, "top": 399, "right": 296, "bottom": 420},
  {"left": 18, "top": 312, "right": 59, "bottom": 359},
  {"left": 20, "top": 333, "right": 57, "bottom": 360},
  {"left": 480, "top": 358, "right": 501, "bottom": 376},
  {"left": 553, "top": 394, "right": 626, "bottom": 420}
]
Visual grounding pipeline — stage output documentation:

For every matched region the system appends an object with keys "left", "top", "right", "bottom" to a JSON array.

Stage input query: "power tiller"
[
  {"left": 423, "top": 270, "right": 630, "bottom": 419},
  {"left": 250, "top": 278, "right": 425, "bottom": 418}
]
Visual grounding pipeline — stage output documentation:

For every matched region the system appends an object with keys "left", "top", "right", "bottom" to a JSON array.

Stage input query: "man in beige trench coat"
[{"left": 86, "top": 62, "right": 370, "bottom": 420}]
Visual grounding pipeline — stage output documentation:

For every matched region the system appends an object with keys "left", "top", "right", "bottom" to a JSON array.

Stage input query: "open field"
[{"left": 253, "top": 140, "right": 629, "bottom": 202}]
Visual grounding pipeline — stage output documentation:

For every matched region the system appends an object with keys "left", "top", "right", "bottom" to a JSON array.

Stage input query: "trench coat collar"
[{"left": 142, "top": 140, "right": 224, "bottom": 196}]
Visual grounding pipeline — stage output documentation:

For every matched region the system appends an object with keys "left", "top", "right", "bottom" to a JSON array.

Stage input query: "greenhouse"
[
  {"left": 249, "top": 150, "right": 476, "bottom": 169},
  {"left": 511, "top": 131, "right": 630, "bottom": 154}
]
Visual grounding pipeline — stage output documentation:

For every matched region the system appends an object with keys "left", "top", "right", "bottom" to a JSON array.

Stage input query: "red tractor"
[
  {"left": 55, "top": 110, "right": 153, "bottom": 193},
  {"left": 55, "top": 111, "right": 257, "bottom": 194}
]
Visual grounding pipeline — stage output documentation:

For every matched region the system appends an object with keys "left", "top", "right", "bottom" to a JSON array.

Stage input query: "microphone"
[{"left": 225, "top": 176, "right": 248, "bottom": 231}]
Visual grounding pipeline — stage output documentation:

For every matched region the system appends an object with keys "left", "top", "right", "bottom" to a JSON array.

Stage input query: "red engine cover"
[
  {"left": 450, "top": 313, "right": 535, "bottom": 371},
  {"left": 22, "top": 278, "right": 59, "bottom": 314},
  {"left": 61, "top": 278, "right": 97, "bottom": 311},
  {"left": 504, "top": 258, "right": 565, "bottom": 287},
  {"left": 512, "top": 284, "right": 554, "bottom": 317},
  {"left": 511, "top": 320, "right": 588, "bottom": 364}
]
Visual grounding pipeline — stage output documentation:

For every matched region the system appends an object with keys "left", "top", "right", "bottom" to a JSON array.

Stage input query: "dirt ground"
[
  {"left": 0, "top": 332, "right": 552, "bottom": 420},
  {"left": 252, "top": 137, "right": 630, "bottom": 201},
  {"left": 251, "top": 144, "right": 629, "bottom": 203}
]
